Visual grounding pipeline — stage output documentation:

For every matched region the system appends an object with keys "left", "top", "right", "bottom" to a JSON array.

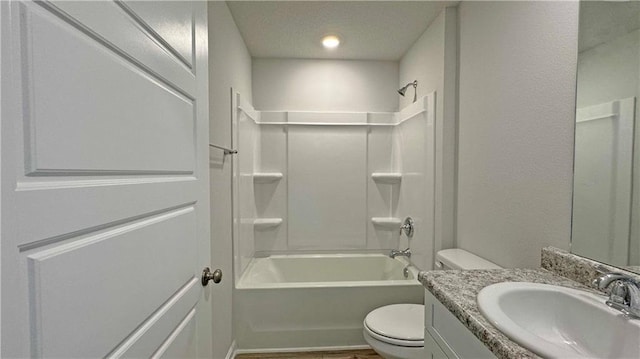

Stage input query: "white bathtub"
[{"left": 235, "top": 254, "right": 424, "bottom": 350}]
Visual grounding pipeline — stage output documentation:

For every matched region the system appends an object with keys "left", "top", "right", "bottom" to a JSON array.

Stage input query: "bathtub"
[{"left": 235, "top": 254, "right": 424, "bottom": 350}]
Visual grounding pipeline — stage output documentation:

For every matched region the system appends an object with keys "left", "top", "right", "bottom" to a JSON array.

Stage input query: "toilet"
[
  {"left": 363, "top": 249, "right": 501, "bottom": 359},
  {"left": 433, "top": 248, "right": 502, "bottom": 270}
]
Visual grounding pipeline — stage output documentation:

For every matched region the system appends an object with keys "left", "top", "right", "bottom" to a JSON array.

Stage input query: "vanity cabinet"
[
  {"left": 425, "top": 332, "right": 447, "bottom": 359},
  {"left": 424, "top": 291, "right": 496, "bottom": 359}
]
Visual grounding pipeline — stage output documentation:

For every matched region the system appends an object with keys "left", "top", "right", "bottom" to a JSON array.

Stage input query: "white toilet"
[{"left": 363, "top": 249, "right": 501, "bottom": 359}]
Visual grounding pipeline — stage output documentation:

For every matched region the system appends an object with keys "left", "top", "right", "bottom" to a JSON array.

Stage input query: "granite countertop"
[{"left": 418, "top": 268, "right": 600, "bottom": 359}]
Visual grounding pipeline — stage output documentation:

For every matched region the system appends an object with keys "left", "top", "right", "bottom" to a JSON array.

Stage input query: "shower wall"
[
  {"left": 250, "top": 57, "right": 402, "bottom": 259},
  {"left": 253, "top": 115, "right": 286, "bottom": 253},
  {"left": 229, "top": 58, "right": 437, "bottom": 272},
  {"left": 253, "top": 112, "right": 399, "bottom": 254},
  {"left": 233, "top": 94, "right": 261, "bottom": 281},
  {"left": 395, "top": 97, "right": 436, "bottom": 271},
  {"left": 399, "top": 7, "right": 457, "bottom": 259},
  {"left": 368, "top": 119, "right": 398, "bottom": 251},
  {"left": 233, "top": 103, "right": 435, "bottom": 270},
  {"left": 287, "top": 121, "right": 368, "bottom": 249}
]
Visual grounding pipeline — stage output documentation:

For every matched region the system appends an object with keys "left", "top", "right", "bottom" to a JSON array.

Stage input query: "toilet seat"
[{"left": 363, "top": 304, "right": 424, "bottom": 347}]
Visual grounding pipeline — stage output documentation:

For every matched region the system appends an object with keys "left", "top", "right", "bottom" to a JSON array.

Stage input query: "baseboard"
[
  {"left": 233, "top": 344, "right": 371, "bottom": 355},
  {"left": 225, "top": 340, "right": 237, "bottom": 359}
]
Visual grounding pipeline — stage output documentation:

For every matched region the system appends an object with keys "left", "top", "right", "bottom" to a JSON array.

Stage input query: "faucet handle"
[
  {"left": 389, "top": 247, "right": 411, "bottom": 259},
  {"left": 592, "top": 272, "right": 628, "bottom": 291},
  {"left": 605, "top": 279, "right": 640, "bottom": 318},
  {"left": 399, "top": 217, "right": 414, "bottom": 237},
  {"left": 609, "top": 280, "right": 629, "bottom": 305}
]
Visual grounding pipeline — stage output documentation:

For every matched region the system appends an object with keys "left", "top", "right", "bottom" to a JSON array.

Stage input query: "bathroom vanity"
[
  {"left": 424, "top": 290, "right": 495, "bottom": 359},
  {"left": 419, "top": 247, "right": 640, "bottom": 359}
]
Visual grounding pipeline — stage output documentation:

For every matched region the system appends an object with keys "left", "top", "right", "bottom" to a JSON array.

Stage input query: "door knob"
[{"left": 201, "top": 267, "right": 222, "bottom": 286}]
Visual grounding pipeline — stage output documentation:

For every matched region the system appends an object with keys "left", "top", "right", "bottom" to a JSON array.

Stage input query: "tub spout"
[{"left": 390, "top": 248, "right": 411, "bottom": 259}]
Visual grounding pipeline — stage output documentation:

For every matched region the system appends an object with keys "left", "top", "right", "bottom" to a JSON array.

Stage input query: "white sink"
[{"left": 477, "top": 282, "right": 640, "bottom": 359}]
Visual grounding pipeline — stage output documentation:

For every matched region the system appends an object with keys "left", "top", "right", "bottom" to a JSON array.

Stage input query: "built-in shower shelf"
[
  {"left": 371, "top": 173, "right": 402, "bottom": 184},
  {"left": 254, "top": 218, "right": 283, "bottom": 230},
  {"left": 253, "top": 172, "right": 284, "bottom": 183},
  {"left": 371, "top": 217, "right": 402, "bottom": 229}
]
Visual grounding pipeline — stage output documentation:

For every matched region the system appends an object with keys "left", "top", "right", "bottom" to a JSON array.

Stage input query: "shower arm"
[{"left": 411, "top": 81, "right": 417, "bottom": 103}]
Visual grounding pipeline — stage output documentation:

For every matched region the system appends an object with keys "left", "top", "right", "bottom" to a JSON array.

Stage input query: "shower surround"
[
  {"left": 231, "top": 92, "right": 436, "bottom": 350},
  {"left": 233, "top": 93, "right": 436, "bottom": 278}
]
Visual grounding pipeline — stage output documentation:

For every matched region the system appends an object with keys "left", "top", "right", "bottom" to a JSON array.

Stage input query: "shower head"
[{"left": 398, "top": 80, "right": 418, "bottom": 103}]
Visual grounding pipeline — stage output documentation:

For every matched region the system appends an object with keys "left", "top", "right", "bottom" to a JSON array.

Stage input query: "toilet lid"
[{"left": 364, "top": 304, "right": 424, "bottom": 342}]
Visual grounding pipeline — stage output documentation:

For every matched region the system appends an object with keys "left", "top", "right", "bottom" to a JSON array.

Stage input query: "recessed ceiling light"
[{"left": 322, "top": 35, "right": 340, "bottom": 49}]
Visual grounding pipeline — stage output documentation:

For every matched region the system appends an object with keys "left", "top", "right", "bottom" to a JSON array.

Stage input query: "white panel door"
[{"left": 1, "top": 1, "right": 212, "bottom": 358}]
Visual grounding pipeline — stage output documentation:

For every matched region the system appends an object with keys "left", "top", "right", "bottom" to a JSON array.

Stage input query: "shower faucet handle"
[{"left": 400, "top": 217, "right": 414, "bottom": 238}]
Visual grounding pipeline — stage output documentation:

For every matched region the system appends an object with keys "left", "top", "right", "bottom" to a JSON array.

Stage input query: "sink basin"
[{"left": 477, "top": 282, "right": 640, "bottom": 359}]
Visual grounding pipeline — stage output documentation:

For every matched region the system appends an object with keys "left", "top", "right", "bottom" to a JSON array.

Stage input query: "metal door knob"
[{"left": 201, "top": 267, "right": 222, "bottom": 286}]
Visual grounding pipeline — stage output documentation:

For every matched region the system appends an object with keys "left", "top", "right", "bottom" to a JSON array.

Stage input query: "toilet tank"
[{"left": 435, "top": 249, "right": 502, "bottom": 270}]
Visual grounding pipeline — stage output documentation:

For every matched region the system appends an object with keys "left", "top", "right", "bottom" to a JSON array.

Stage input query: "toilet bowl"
[
  {"left": 363, "top": 304, "right": 424, "bottom": 359},
  {"left": 364, "top": 249, "right": 501, "bottom": 359}
]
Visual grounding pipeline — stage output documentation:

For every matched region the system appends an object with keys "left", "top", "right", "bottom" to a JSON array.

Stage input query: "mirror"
[{"left": 572, "top": 1, "right": 640, "bottom": 273}]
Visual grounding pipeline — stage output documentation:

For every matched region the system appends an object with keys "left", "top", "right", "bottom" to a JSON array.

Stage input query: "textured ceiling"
[
  {"left": 227, "top": 1, "right": 458, "bottom": 61},
  {"left": 579, "top": 1, "right": 640, "bottom": 52}
]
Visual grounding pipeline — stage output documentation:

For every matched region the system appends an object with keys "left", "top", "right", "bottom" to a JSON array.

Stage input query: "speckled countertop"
[{"left": 418, "top": 268, "right": 600, "bottom": 359}]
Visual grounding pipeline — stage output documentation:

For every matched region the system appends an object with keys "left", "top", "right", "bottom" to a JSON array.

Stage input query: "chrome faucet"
[
  {"left": 390, "top": 247, "right": 411, "bottom": 259},
  {"left": 592, "top": 272, "right": 640, "bottom": 318},
  {"left": 400, "top": 217, "right": 414, "bottom": 238}
]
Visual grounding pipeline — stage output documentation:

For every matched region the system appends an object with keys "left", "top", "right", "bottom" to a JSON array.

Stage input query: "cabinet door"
[
  {"left": 425, "top": 290, "right": 496, "bottom": 359},
  {"left": 425, "top": 331, "right": 449, "bottom": 359}
]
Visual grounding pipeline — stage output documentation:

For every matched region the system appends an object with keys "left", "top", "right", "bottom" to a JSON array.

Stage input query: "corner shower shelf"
[
  {"left": 254, "top": 218, "right": 283, "bottom": 230},
  {"left": 371, "top": 173, "right": 402, "bottom": 184},
  {"left": 253, "top": 172, "right": 284, "bottom": 183},
  {"left": 371, "top": 217, "right": 402, "bottom": 229}
]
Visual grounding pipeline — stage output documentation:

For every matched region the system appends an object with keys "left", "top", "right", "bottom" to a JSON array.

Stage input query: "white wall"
[
  {"left": 399, "top": 9, "right": 445, "bottom": 110},
  {"left": 456, "top": 1, "right": 579, "bottom": 268},
  {"left": 207, "top": 2, "right": 252, "bottom": 358},
  {"left": 398, "top": 7, "right": 457, "bottom": 267},
  {"left": 252, "top": 58, "right": 398, "bottom": 112},
  {"left": 209, "top": 3, "right": 252, "bottom": 148}
]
